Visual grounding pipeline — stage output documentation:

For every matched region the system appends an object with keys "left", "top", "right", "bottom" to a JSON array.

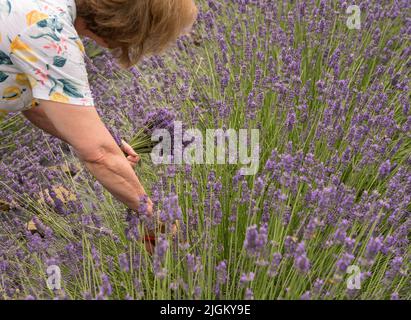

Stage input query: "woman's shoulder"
[
  {"left": 0, "top": 0, "right": 77, "bottom": 53},
  {"left": 0, "top": 0, "right": 76, "bottom": 39},
  {"left": 32, "top": 0, "right": 77, "bottom": 24}
]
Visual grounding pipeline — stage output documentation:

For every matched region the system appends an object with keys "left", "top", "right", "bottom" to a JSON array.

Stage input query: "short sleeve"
[{"left": 9, "top": 16, "right": 94, "bottom": 106}]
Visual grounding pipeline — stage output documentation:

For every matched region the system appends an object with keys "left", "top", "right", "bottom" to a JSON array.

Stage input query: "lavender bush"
[{"left": 0, "top": 0, "right": 410, "bottom": 300}]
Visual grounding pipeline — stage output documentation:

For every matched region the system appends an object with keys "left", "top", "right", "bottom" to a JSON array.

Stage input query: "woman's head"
[{"left": 75, "top": 0, "right": 198, "bottom": 67}]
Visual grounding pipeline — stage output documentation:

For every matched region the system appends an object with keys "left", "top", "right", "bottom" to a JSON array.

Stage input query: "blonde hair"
[{"left": 76, "top": 0, "right": 198, "bottom": 67}]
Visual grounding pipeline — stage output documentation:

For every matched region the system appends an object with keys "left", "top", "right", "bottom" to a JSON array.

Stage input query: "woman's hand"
[
  {"left": 143, "top": 218, "right": 179, "bottom": 254},
  {"left": 120, "top": 140, "right": 141, "bottom": 168}
]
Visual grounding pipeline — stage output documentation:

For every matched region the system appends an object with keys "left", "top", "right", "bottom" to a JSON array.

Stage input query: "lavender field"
[{"left": 0, "top": 0, "right": 410, "bottom": 300}]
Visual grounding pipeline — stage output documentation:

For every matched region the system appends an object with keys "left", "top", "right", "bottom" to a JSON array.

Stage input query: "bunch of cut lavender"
[{"left": 128, "top": 108, "right": 176, "bottom": 155}]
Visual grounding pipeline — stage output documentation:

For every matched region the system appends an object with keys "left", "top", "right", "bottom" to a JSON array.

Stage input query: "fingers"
[
  {"left": 144, "top": 238, "right": 155, "bottom": 255},
  {"left": 121, "top": 140, "right": 141, "bottom": 168},
  {"left": 141, "top": 218, "right": 179, "bottom": 255},
  {"left": 127, "top": 155, "right": 141, "bottom": 168},
  {"left": 121, "top": 140, "right": 138, "bottom": 157},
  {"left": 146, "top": 198, "right": 153, "bottom": 217}
]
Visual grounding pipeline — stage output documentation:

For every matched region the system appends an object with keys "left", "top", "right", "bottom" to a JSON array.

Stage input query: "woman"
[{"left": 0, "top": 0, "right": 198, "bottom": 223}]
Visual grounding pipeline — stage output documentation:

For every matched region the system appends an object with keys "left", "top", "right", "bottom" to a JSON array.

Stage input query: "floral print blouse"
[{"left": 0, "top": 0, "right": 94, "bottom": 116}]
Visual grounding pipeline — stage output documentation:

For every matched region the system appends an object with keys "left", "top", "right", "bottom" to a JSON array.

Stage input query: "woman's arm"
[
  {"left": 23, "top": 107, "right": 67, "bottom": 143},
  {"left": 23, "top": 107, "right": 141, "bottom": 167},
  {"left": 29, "top": 100, "right": 152, "bottom": 215}
]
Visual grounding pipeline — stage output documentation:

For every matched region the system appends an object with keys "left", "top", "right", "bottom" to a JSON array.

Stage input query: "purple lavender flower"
[
  {"left": 294, "top": 242, "right": 310, "bottom": 273},
  {"left": 300, "top": 291, "right": 311, "bottom": 300},
  {"left": 160, "top": 193, "right": 182, "bottom": 225},
  {"left": 385, "top": 256, "right": 404, "bottom": 280},
  {"left": 216, "top": 260, "right": 227, "bottom": 285},
  {"left": 295, "top": 255, "right": 310, "bottom": 274},
  {"left": 284, "top": 236, "right": 298, "bottom": 257},
  {"left": 365, "top": 237, "right": 383, "bottom": 261},
  {"left": 244, "top": 224, "right": 268, "bottom": 257},
  {"left": 99, "top": 274, "right": 113, "bottom": 297},
  {"left": 118, "top": 253, "right": 129, "bottom": 272},
  {"left": 268, "top": 253, "right": 282, "bottom": 277},
  {"left": 240, "top": 272, "right": 255, "bottom": 286},
  {"left": 379, "top": 160, "right": 391, "bottom": 178},
  {"left": 154, "top": 235, "right": 169, "bottom": 279},
  {"left": 186, "top": 254, "right": 202, "bottom": 273},
  {"left": 244, "top": 288, "right": 254, "bottom": 300},
  {"left": 336, "top": 253, "right": 355, "bottom": 273},
  {"left": 313, "top": 279, "right": 324, "bottom": 295}
]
